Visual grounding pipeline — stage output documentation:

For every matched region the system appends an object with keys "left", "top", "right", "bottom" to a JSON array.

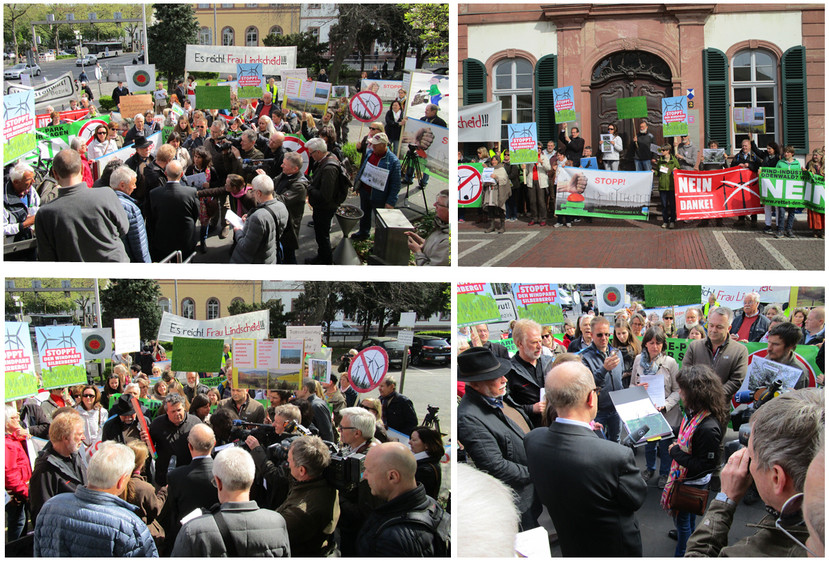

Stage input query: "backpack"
[
  {"left": 253, "top": 204, "right": 284, "bottom": 264},
  {"left": 320, "top": 155, "right": 352, "bottom": 206},
  {"left": 374, "top": 500, "right": 450, "bottom": 556}
]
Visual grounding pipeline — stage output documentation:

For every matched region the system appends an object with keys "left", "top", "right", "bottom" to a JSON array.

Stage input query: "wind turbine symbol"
[
  {"left": 713, "top": 170, "right": 759, "bottom": 211},
  {"left": 5, "top": 324, "right": 26, "bottom": 350}
]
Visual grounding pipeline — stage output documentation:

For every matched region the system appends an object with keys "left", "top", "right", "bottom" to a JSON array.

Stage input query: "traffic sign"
[
  {"left": 348, "top": 346, "right": 389, "bottom": 393},
  {"left": 349, "top": 90, "right": 383, "bottom": 123},
  {"left": 458, "top": 164, "right": 483, "bottom": 205}
]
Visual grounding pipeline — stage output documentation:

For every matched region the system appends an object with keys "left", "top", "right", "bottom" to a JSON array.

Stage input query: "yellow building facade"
[
  {"left": 157, "top": 280, "right": 262, "bottom": 321},
  {"left": 194, "top": 4, "right": 302, "bottom": 47}
]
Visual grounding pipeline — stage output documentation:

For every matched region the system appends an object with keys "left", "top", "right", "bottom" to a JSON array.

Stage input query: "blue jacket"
[
  {"left": 34, "top": 485, "right": 158, "bottom": 557},
  {"left": 579, "top": 342, "right": 624, "bottom": 413},
  {"left": 356, "top": 148, "right": 402, "bottom": 207},
  {"left": 115, "top": 190, "right": 151, "bottom": 263}
]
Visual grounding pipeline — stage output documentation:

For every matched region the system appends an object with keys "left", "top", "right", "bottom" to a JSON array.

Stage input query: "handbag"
[{"left": 669, "top": 481, "right": 709, "bottom": 515}]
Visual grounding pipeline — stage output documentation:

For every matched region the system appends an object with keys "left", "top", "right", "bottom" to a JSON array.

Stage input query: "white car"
[
  {"left": 4, "top": 63, "right": 41, "bottom": 79},
  {"left": 76, "top": 54, "right": 97, "bottom": 66}
]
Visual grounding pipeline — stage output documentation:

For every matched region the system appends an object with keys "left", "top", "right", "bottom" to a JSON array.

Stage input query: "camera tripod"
[{"left": 401, "top": 145, "right": 430, "bottom": 216}]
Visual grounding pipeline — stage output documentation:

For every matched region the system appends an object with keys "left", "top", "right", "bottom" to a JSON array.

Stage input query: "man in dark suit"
[
  {"left": 160, "top": 423, "right": 218, "bottom": 555},
  {"left": 458, "top": 347, "right": 540, "bottom": 530},
  {"left": 524, "top": 360, "right": 647, "bottom": 557},
  {"left": 296, "top": 378, "right": 336, "bottom": 442},
  {"left": 475, "top": 324, "right": 509, "bottom": 358},
  {"left": 508, "top": 319, "right": 552, "bottom": 427},
  {"left": 144, "top": 159, "right": 199, "bottom": 261}
]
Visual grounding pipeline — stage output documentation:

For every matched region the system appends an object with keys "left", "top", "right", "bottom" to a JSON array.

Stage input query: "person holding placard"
[
  {"left": 602, "top": 124, "right": 623, "bottom": 170},
  {"left": 351, "top": 132, "right": 401, "bottom": 241}
]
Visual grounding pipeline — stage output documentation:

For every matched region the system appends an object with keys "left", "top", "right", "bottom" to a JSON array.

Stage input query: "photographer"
[
  {"left": 245, "top": 404, "right": 304, "bottom": 510},
  {"left": 231, "top": 130, "right": 265, "bottom": 184},
  {"left": 276, "top": 436, "right": 340, "bottom": 556}
]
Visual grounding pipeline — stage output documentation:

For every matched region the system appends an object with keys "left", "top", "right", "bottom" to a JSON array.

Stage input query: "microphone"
[
  {"left": 622, "top": 424, "right": 650, "bottom": 447},
  {"left": 232, "top": 419, "right": 272, "bottom": 429},
  {"left": 734, "top": 390, "right": 754, "bottom": 404}
]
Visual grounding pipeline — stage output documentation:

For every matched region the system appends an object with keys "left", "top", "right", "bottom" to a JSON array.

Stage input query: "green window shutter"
[
  {"left": 463, "top": 58, "right": 486, "bottom": 105},
  {"left": 535, "top": 54, "right": 557, "bottom": 144},
  {"left": 781, "top": 46, "right": 808, "bottom": 153},
  {"left": 703, "top": 48, "right": 730, "bottom": 153}
]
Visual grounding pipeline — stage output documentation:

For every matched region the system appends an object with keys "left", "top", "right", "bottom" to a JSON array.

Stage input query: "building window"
[
  {"left": 221, "top": 26, "right": 234, "bottom": 46},
  {"left": 269, "top": 25, "right": 283, "bottom": 38},
  {"left": 308, "top": 3, "right": 321, "bottom": 8},
  {"left": 207, "top": 297, "right": 220, "bottom": 320},
  {"left": 230, "top": 297, "right": 245, "bottom": 307},
  {"left": 197, "top": 4, "right": 210, "bottom": 8},
  {"left": 220, "top": 3, "right": 233, "bottom": 8},
  {"left": 492, "top": 58, "right": 534, "bottom": 145},
  {"left": 731, "top": 49, "right": 777, "bottom": 149},
  {"left": 246, "top": 26, "right": 259, "bottom": 46},
  {"left": 158, "top": 297, "right": 171, "bottom": 314},
  {"left": 308, "top": 27, "right": 319, "bottom": 42},
  {"left": 181, "top": 298, "right": 195, "bottom": 319},
  {"left": 199, "top": 27, "right": 212, "bottom": 45}
]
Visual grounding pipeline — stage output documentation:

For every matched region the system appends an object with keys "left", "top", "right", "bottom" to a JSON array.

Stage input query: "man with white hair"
[
  {"left": 183, "top": 371, "right": 210, "bottom": 402},
  {"left": 305, "top": 137, "right": 343, "bottom": 264},
  {"left": 171, "top": 447, "right": 290, "bottom": 556},
  {"left": 730, "top": 292, "right": 770, "bottom": 343},
  {"left": 144, "top": 158, "right": 199, "bottom": 261},
  {"left": 229, "top": 173, "right": 288, "bottom": 263},
  {"left": 3, "top": 160, "right": 39, "bottom": 249},
  {"left": 34, "top": 441, "right": 156, "bottom": 556},
  {"left": 124, "top": 112, "right": 152, "bottom": 145},
  {"left": 110, "top": 165, "right": 151, "bottom": 262}
]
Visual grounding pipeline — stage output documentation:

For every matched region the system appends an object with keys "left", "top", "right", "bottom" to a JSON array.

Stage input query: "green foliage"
[
  {"left": 227, "top": 298, "right": 294, "bottom": 339},
  {"left": 402, "top": 4, "right": 449, "bottom": 63},
  {"left": 263, "top": 31, "right": 329, "bottom": 73},
  {"left": 98, "top": 95, "right": 116, "bottom": 112},
  {"left": 644, "top": 285, "right": 702, "bottom": 307},
  {"left": 147, "top": 4, "right": 198, "bottom": 87},
  {"left": 415, "top": 330, "right": 451, "bottom": 340},
  {"left": 341, "top": 142, "right": 361, "bottom": 169},
  {"left": 6, "top": 278, "right": 94, "bottom": 316},
  {"left": 56, "top": 54, "right": 74, "bottom": 60},
  {"left": 189, "top": 71, "right": 220, "bottom": 81},
  {"left": 100, "top": 279, "right": 163, "bottom": 341},
  {"left": 457, "top": 293, "right": 500, "bottom": 326}
]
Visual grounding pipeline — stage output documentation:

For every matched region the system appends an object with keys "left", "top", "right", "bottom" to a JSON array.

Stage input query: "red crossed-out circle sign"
[
  {"left": 458, "top": 164, "right": 483, "bottom": 205},
  {"left": 282, "top": 135, "right": 310, "bottom": 175},
  {"left": 349, "top": 91, "right": 383, "bottom": 123},
  {"left": 347, "top": 346, "right": 389, "bottom": 393}
]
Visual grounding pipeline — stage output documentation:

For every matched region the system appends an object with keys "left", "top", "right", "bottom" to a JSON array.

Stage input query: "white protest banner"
[
  {"left": 701, "top": 286, "right": 790, "bottom": 305},
  {"left": 458, "top": 101, "right": 502, "bottom": 142},
  {"left": 399, "top": 312, "right": 417, "bottom": 329},
  {"left": 81, "top": 328, "right": 112, "bottom": 360},
  {"left": 124, "top": 64, "right": 156, "bottom": 93},
  {"left": 157, "top": 310, "right": 269, "bottom": 342},
  {"left": 114, "top": 318, "right": 141, "bottom": 355},
  {"left": 360, "top": 79, "right": 404, "bottom": 102},
  {"left": 555, "top": 167, "right": 653, "bottom": 221},
  {"left": 185, "top": 44, "right": 297, "bottom": 76},
  {"left": 361, "top": 162, "right": 391, "bottom": 191},
  {"left": 7, "top": 72, "right": 76, "bottom": 109},
  {"left": 286, "top": 326, "right": 323, "bottom": 355},
  {"left": 397, "top": 329, "right": 414, "bottom": 347}
]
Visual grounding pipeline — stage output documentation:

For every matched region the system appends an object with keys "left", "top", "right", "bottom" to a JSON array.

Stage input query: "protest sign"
[
  {"left": 361, "top": 79, "right": 404, "bottom": 102},
  {"left": 510, "top": 284, "right": 565, "bottom": 325},
  {"left": 702, "top": 148, "right": 726, "bottom": 166},
  {"left": 186, "top": 44, "right": 297, "bottom": 75},
  {"left": 701, "top": 285, "right": 791, "bottom": 305},
  {"left": 4, "top": 322, "right": 38, "bottom": 401},
  {"left": 360, "top": 162, "right": 391, "bottom": 191},
  {"left": 282, "top": 134, "right": 310, "bottom": 175},
  {"left": 285, "top": 326, "right": 322, "bottom": 355},
  {"left": 35, "top": 116, "right": 110, "bottom": 161},
  {"left": 400, "top": 117, "right": 449, "bottom": 179},
  {"left": 600, "top": 134, "right": 613, "bottom": 154},
  {"left": 282, "top": 77, "right": 331, "bottom": 115},
  {"left": 171, "top": 336, "right": 224, "bottom": 372},
  {"left": 114, "top": 318, "right": 141, "bottom": 355},
  {"left": 232, "top": 338, "right": 304, "bottom": 390},
  {"left": 93, "top": 131, "right": 162, "bottom": 176},
  {"left": 553, "top": 86, "right": 576, "bottom": 123},
  {"left": 580, "top": 157, "right": 598, "bottom": 169},
  {"left": 35, "top": 108, "right": 90, "bottom": 128},
  {"left": 7, "top": 72, "right": 75, "bottom": 109},
  {"left": 35, "top": 325, "right": 87, "bottom": 390},
  {"left": 741, "top": 355, "right": 805, "bottom": 394},
  {"left": 596, "top": 285, "right": 626, "bottom": 313},
  {"left": 759, "top": 168, "right": 824, "bottom": 213},
  {"left": 118, "top": 94, "right": 154, "bottom": 117},
  {"left": 404, "top": 71, "right": 449, "bottom": 123},
  {"left": 279, "top": 68, "right": 308, "bottom": 85},
  {"left": 674, "top": 167, "right": 762, "bottom": 220},
  {"left": 157, "top": 310, "right": 269, "bottom": 342},
  {"left": 458, "top": 163, "right": 484, "bottom": 208},
  {"left": 616, "top": 96, "right": 648, "bottom": 119},
  {"left": 458, "top": 101, "right": 502, "bottom": 142},
  {"left": 236, "top": 63, "right": 265, "bottom": 100},
  {"left": 349, "top": 90, "right": 383, "bottom": 123},
  {"left": 3, "top": 89, "right": 37, "bottom": 165},
  {"left": 81, "top": 328, "right": 112, "bottom": 360},
  {"left": 661, "top": 96, "right": 688, "bottom": 137},
  {"left": 348, "top": 347, "right": 389, "bottom": 393},
  {"left": 457, "top": 283, "right": 502, "bottom": 326},
  {"left": 309, "top": 358, "right": 332, "bottom": 384},
  {"left": 507, "top": 123, "right": 538, "bottom": 165},
  {"left": 124, "top": 64, "right": 156, "bottom": 93},
  {"left": 195, "top": 86, "right": 232, "bottom": 110},
  {"left": 555, "top": 167, "right": 652, "bottom": 220},
  {"left": 733, "top": 107, "right": 766, "bottom": 134}
]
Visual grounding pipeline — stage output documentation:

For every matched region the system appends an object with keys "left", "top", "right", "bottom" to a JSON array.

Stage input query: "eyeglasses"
[
  {"left": 339, "top": 426, "right": 358, "bottom": 431},
  {"left": 82, "top": 393, "right": 96, "bottom": 398},
  {"left": 775, "top": 493, "right": 817, "bottom": 556},
  {"left": 591, "top": 387, "right": 601, "bottom": 396},
  {"left": 541, "top": 334, "right": 551, "bottom": 339},
  {"left": 593, "top": 332, "right": 610, "bottom": 338},
  {"left": 96, "top": 131, "right": 106, "bottom": 135}
]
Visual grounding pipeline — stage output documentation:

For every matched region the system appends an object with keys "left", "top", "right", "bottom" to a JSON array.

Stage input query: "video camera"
[
  {"left": 213, "top": 135, "right": 241, "bottom": 153},
  {"left": 242, "top": 158, "right": 276, "bottom": 173},
  {"left": 326, "top": 449, "right": 365, "bottom": 493},
  {"left": 230, "top": 419, "right": 279, "bottom": 449}
]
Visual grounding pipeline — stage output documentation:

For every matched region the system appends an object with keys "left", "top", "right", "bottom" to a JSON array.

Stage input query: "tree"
[
  {"left": 227, "top": 299, "right": 294, "bottom": 339},
  {"left": 4, "top": 4, "right": 30, "bottom": 60},
  {"left": 327, "top": 5, "right": 385, "bottom": 83},
  {"left": 5, "top": 278, "right": 97, "bottom": 321},
  {"left": 403, "top": 4, "right": 448, "bottom": 65},
  {"left": 147, "top": 4, "right": 198, "bottom": 87},
  {"left": 100, "top": 279, "right": 162, "bottom": 341},
  {"left": 263, "top": 31, "right": 329, "bottom": 74}
]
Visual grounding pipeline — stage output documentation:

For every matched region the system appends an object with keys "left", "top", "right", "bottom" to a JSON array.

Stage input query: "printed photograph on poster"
[
  {"left": 309, "top": 358, "right": 331, "bottom": 384},
  {"left": 404, "top": 72, "right": 449, "bottom": 124},
  {"left": 400, "top": 118, "right": 448, "bottom": 178}
]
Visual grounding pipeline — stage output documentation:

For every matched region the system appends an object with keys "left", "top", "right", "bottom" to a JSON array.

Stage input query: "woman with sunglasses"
[
  {"left": 75, "top": 385, "right": 108, "bottom": 449},
  {"left": 88, "top": 124, "right": 118, "bottom": 159},
  {"left": 360, "top": 398, "right": 389, "bottom": 443},
  {"left": 602, "top": 123, "right": 623, "bottom": 170}
]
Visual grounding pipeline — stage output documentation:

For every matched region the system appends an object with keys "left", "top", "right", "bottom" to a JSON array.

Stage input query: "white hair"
[
  {"left": 69, "top": 137, "right": 84, "bottom": 151},
  {"left": 5, "top": 404, "right": 18, "bottom": 427},
  {"left": 340, "top": 407, "right": 376, "bottom": 437},
  {"left": 251, "top": 174, "right": 274, "bottom": 196},
  {"left": 456, "top": 463, "right": 519, "bottom": 557},
  {"left": 9, "top": 161, "right": 34, "bottom": 182},
  {"left": 109, "top": 165, "right": 137, "bottom": 191},
  {"left": 133, "top": 113, "right": 145, "bottom": 122},
  {"left": 305, "top": 137, "right": 327, "bottom": 154},
  {"left": 213, "top": 446, "right": 255, "bottom": 492},
  {"left": 124, "top": 382, "right": 140, "bottom": 394},
  {"left": 87, "top": 441, "right": 135, "bottom": 489}
]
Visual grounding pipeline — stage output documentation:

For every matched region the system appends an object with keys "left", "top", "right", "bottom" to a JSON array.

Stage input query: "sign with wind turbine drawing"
[{"left": 674, "top": 167, "right": 762, "bottom": 220}]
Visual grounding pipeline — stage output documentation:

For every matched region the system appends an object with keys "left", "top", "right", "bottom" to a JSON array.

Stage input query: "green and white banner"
[
  {"left": 759, "top": 168, "right": 825, "bottom": 213},
  {"left": 556, "top": 167, "right": 652, "bottom": 220}
]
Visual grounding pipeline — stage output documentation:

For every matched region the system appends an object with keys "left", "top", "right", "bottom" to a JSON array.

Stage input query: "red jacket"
[{"left": 5, "top": 433, "right": 32, "bottom": 500}]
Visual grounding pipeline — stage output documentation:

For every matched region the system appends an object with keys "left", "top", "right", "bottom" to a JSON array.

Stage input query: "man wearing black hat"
[
  {"left": 101, "top": 394, "right": 151, "bottom": 445},
  {"left": 457, "top": 347, "right": 540, "bottom": 530}
]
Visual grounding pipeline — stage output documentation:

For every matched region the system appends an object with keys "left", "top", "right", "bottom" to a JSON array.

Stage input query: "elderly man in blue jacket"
[{"left": 350, "top": 132, "right": 401, "bottom": 241}]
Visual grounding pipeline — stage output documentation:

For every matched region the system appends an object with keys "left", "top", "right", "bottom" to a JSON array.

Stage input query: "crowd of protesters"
[
  {"left": 461, "top": 121, "right": 825, "bottom": 238},
  {"left": 5, "top": 345, "right": 449, "bottom": 556}
]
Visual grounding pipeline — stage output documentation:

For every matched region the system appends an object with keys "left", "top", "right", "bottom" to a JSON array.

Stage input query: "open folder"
[{"left": 609, "top": 385, "right": 674, "bottom": 445}]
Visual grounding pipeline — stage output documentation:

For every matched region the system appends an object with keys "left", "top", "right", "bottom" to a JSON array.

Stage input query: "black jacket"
[
  {"left": 160, "top": 456, "right": 218, "bottom": 554},
  {"left": 144, "top": 181, "right": 200, "bottom": 262},
  {"left": 508, "top": 352, "right": 553, "bottom": 424},
  {"left": 483, "top": 340, "right": 509, "bottom": 359},
  {"left": 355, "top": 484, "right": 449, "bottom": 557},
  {"left": 148, "top": 412, "right": 203, "bottom": 486},
  {"left": 379, "top": 391, "right": 418, "bottom": 437},
  {"left": 559, "top": 130, "right": 585, "bottom": 163},
  {"left": 307, "top": 154, "right": 341, "bottom": 212},
  {"left": 730, "top": 311, "right": 771, "bottom": 343},
  {"left": 308, "top": 394, "right": 336, "bottom": 442},
  {"left": 668, "top": 413, "right": 723, "bottom": 480},
  {"left": 29, "top": 442, "right": 87, "bottom": 526},
  {"left": 273, "top": 171, "right": 309, "bottom": 251},
  {"left": 415, "top": 456, "right": 442, "bottom": 500}
]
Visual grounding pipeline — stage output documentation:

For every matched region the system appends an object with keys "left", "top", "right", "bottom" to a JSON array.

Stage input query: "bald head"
[
  {"left": 187, "top": 423, "right": 215, "bottom": 455},
  {"left": 546, "top": 361, "right": 596, "bottom": 421},
  {"left": 165, "top": 159, "right": 183, "bottom": 181},
  {"left": 364, "top": 442, "right": 418, "bottom": 501}
]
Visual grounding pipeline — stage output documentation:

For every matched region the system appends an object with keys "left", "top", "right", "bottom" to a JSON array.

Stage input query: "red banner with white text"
[{"left": 673, "top": 166, "right": 762, "bottom": 220}]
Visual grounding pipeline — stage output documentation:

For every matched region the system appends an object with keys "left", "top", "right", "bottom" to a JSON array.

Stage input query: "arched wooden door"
[{"left": 591, "top": 51, "right": 673, "bottom": 169}]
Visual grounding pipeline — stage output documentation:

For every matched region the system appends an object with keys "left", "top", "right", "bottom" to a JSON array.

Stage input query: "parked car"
[
  {"left": 357, "top": 337, "right": 410, "bottom": 370},
  {"left": 4, "top": 63, "right": 41, "bottom": 79},
  {"left": 557, "top": 288, "right": 574, "bottom": 311},
  {"left": 410, "top": 335, "right": 450, "bottom": 366},
  {"left": 76, "top": 54, "right": 97, "bottom": 66},
  {"left": 323, "top": 320, "right": 360, "bottom": 336}
]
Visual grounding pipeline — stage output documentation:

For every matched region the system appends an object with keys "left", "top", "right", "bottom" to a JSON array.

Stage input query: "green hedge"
[
  {"left": 415, "top": 330, "right": 451, "bottom": 340},
  {"left": 98, "top": 95, "right": 116, "bottom": 112}
]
